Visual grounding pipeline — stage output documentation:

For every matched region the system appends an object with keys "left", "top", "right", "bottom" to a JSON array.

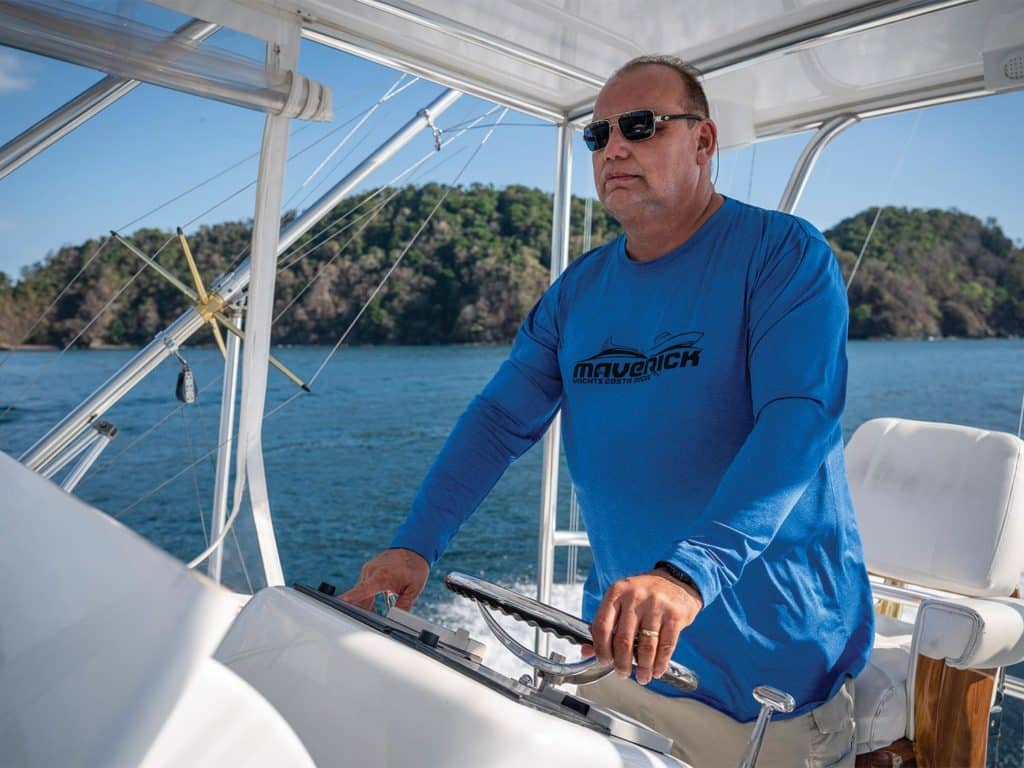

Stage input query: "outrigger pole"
[{"left": 21, "top": 88, "right": 463, "bottom": 473}]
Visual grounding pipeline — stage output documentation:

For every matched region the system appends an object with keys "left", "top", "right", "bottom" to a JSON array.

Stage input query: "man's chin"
[{"left": 601, "top": 190, "right": 645, "bottom": 220}]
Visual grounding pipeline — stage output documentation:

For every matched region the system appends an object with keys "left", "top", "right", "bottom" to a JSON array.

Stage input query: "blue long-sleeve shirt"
[{"left": 392, "top": 197, "right": 874, "bottom": 722}]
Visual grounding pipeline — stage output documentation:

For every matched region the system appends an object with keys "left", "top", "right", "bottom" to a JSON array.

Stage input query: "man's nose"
[{"left": 601, "top": 125, "right": 631, "bottom": 160}]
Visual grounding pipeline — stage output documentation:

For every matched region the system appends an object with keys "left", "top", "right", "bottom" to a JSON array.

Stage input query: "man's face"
[{"left": 591, "top": 65, "right": 705, "bottom": 223}]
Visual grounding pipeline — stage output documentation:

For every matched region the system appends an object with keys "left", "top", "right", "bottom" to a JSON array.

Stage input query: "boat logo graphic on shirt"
[{"left": 571, "top": 331, "right": 703, "bottom": 384}]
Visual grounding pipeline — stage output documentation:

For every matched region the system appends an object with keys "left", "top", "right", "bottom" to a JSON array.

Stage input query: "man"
[{"left": 343, "top": 55, "right": 874, "bottom": 767}]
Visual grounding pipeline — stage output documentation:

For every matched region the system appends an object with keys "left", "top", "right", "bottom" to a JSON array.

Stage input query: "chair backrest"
[{"left": 846, "top": 417, "right": 1024, "bottom": 598}]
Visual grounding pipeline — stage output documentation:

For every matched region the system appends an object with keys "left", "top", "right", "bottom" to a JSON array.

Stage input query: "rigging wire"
[
  {"left": 845, "top": 111, "right": 922, "bottom": 292},
  {"left": 114, "top": 109, "right": 508, "bottom": 567},
  {"left": 284, "top": 94, "right": 423, "bottom": 218},
  {"left": 198, "top": 76, "right": 425, "bottom": 277},
  {"left": 845, "top": 206, "right": 885, "bottom": 291},
  {"left": 299, "top": 75, "right": 417, "bottom": 190},
  {"left": 308, "top": 111, "right": 509, "bottom": 387},
  {"left": 0, "top": 236, "right": 113, "bottom": 371},
  {"left": 179, "top": 405, "right": 209, "bottom": 547},
  {"left": 267, "top": 109, "right": 511, "bottom": 425},
  {"left": 0, "top": 233, "right": 177, "bottom": 420},
  {"left": 273, "top": 189, "right": 414, "bottom": 323},
  {"left": 424, "top": 121, "right": 547, "bottom": 132},
  {"left": 85, "top": 117, "right": 484, "bottom": 490},
  {"left": 278, "top": 74, "right": 414, "bottom": 227},
  {"left": 0, "top": 83, "right": 410, "bottom": 367},
  {"left": 185, "top": 110, "right": 511, "bottom": 570},
  {"left": 191, "top": 383, "right": 254, "bottom": 594},
  {"left": 6, "top": 98, "right": 497, "bottom": 383},
  {"left": 0, "top": 125, "right": 312, "bottom": 367},
  {"left": 273, "top": 106, "right": 500, "bottom": 279},
  {"left": 3, "top": 99, "right": 421, "bottom": 457},
  {"left": 84, "top": 372, "right": 223, "bottom": 484},
  {"left": 273, "top": 146, "right": 471, "bottom": 324}
]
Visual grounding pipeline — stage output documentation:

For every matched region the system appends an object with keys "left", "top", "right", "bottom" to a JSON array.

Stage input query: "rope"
[
  {"left": 179, "top": 405, "right": 209, "bottom": 547},
  {"left": 192, "top": 383, "right": 254, "bottom": 594}
]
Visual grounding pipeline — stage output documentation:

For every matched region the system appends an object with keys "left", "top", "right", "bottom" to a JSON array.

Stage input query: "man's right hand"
[{"left": 339, "top": 548, "right": 430, "bottom": 611}]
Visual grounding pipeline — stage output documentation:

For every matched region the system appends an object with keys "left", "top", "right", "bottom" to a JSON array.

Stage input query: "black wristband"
[{"left": 654, "top": 561, "right": 702, "bottom": 599}]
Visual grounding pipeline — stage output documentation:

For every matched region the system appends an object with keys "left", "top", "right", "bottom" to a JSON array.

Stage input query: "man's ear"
[{"left": 696, "top": 120, "right": 718, "bottom": 163}]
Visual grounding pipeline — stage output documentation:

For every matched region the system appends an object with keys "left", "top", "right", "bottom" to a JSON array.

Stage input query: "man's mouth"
[{"left": 604, "top": 172, "right": 640, "bottom": 187}]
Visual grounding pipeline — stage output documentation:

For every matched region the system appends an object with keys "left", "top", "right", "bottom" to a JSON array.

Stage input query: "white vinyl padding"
[
  {"left": 915, "top": 596, "right": 1024, "bottom": 670},
  {"left": 854, "top": 615, "right": 912, "bottom": 754},
  {"left": 215, "top": 587, "right": 688, "bottom": 768},
  {"left": 846, "top": 418, "right": 1024, "bottom": 597},
  {"left": 0, "top": 451, "right": 312, "bottom": 768},
  {"left": 141, "top": 657, "right": 314, "bottom": 768}
]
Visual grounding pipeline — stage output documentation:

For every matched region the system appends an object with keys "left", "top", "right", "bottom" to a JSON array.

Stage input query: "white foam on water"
[{"left": 429, "top": 579, "right": 588, "bottom": 682}]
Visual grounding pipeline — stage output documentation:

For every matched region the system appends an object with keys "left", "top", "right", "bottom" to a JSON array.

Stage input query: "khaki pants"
[{"left": 585, "top": 674, "right": 856, "bottom": 768}]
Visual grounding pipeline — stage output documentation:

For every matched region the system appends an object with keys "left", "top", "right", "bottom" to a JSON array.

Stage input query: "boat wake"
[{"left": 431, "top": 579, "right": 587, "bottom": 681}]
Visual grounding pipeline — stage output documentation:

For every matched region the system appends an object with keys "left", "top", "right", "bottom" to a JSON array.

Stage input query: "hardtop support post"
[
  {"left": 777, "top": 114, "right": 858, "bottom": 214},
  {"left": 535, "top": 122, "right": 573, "bottom": 656}
]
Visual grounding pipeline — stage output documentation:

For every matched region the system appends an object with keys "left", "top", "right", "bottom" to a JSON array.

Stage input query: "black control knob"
[
  {"left": 317, "top": 581, "right": 337, "bottom": 596},
  {"left": 418, "top": 629, "right": 440, "bottom": 648}
]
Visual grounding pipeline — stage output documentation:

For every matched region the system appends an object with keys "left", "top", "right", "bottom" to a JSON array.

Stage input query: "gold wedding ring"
[{"left": 639, "top": 628, "right": 660, "bottom": 638}]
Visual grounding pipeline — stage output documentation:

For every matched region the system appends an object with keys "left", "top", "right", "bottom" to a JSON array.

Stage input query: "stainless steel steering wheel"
[{"left": 444, "top": 571, "right": 698, "bottom": 692}]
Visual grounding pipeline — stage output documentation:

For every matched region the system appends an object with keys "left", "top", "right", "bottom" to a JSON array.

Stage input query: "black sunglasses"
[{"left": 583, "top": 109, "right": 704, "bottom": 152}]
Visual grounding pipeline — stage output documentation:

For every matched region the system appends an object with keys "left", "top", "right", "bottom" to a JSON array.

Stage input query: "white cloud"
[{"left": 0, "top": 51, "right": 32, "bottom": 93}]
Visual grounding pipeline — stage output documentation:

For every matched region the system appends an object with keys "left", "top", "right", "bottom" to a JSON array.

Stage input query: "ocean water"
[{"left": 2, "top": 339, "right": 1023, "bottom": 763}]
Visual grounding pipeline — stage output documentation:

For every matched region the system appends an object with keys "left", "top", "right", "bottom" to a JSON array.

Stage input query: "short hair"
[{"left": 611, "top": 55, "right": 710, "bottom": 118}]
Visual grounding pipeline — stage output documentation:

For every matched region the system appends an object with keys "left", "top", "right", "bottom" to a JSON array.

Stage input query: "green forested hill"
[
  {"left": 831, "top": 207, "right": 1024, "bottom": 338},
  {"left": 1, "top": 186, "right": 1021, "bottom": 348}
]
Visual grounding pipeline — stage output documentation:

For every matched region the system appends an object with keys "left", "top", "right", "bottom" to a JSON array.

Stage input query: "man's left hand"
[{"left": 586, "top": 570, "right": 703, "bottom": 685}]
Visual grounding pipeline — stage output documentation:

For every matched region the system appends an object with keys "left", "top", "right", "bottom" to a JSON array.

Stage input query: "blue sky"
[{"left": 1, "top": 18, "right": 1023, "bottom": 279}]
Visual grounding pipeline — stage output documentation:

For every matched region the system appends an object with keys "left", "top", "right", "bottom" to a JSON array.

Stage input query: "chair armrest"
[{"left": 914, "top": 596, "right": 1024, "bottom": 669}]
